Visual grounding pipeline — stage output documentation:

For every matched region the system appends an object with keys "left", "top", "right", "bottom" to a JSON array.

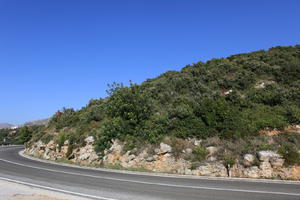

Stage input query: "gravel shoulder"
[{"left": 0, "top": 179, "right": 90, "bottom": 200}]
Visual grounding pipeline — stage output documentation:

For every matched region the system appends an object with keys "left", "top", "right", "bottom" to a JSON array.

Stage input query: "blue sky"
[{"left": 0, "top": 0, "right": 299, "bottom": 125}]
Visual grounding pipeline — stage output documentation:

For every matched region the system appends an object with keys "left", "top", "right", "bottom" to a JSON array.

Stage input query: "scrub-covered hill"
[{"left": 24, "top": 45, "right": 300, "bottom": 179}]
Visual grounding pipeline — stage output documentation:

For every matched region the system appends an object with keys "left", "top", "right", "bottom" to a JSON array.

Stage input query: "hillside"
[
  {"left": 23, "top": 118, "right": 49, "bottom": 126},
  {"left": 23, "top": 45, "right": 300, "bottom": 180},
  {"left": 0, "top": 123, "right": 13, "bottom": 129}
]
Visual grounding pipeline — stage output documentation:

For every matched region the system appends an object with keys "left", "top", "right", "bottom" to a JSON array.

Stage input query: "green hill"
[{"left": 26, "top": 45, "right": 300, "bottom": 161}]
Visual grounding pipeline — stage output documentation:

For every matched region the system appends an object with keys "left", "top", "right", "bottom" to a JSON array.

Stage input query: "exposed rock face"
[
  {"left": 243, "top": 154, "right": 255, "bottom": 167},
  {"left": 25, "top": 139, "right": 300, "bottom": 180},
  {"left": 158, "top": 143, "right": 172, "bottom": 154},
  {"left": 258, "top": 151, "right": 280, "bottom": 162},
  {"left": 270, "top": 157, "right": 285, "bottom": 168},
  {"left": 206, "top": 146, "right": 218, "bottom": 155},
  {"left": 25, "top": 137, "right": 100, "bottom": 164},
  {"left": 84, "top": 136, "right": 94, "bottom": 145},
  {"left": 193, "top": 162, "right": 227, "bottom": 177}
]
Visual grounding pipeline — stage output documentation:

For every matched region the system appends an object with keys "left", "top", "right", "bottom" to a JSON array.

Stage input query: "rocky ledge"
[{"left": 25, "top": 137, "right": 300, "bottom": 180}]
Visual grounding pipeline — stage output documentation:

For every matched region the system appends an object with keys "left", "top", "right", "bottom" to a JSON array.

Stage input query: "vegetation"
[
  {"left": 192, "top": 146, "right": 208, "bottom": 161},
  {"left": 0, "top": 125, "right": 43, "bottom": 145},
  {"left": 18, "top": 45, "right": 300, "bottom": 165}
]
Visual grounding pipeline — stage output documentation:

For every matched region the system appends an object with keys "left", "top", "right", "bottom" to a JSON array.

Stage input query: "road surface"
[{"left": 0, "top": 146, "right": 300, "bottom": 200}]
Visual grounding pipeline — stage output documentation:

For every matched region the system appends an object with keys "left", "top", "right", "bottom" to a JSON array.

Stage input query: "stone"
[
  {"left": 270, "top": 157, "right": 285, "bottom": 168},
  {"left": 146, "top": 156, "right": 156, "bottom": 162},
  {"left": 193, "top": 139, "right": 202, "bottom": 146},
  {"left": 244, "top": 166, "right": 260, "bottom": 178},
  {"left": 185, "top": 148, "right": 193, "bottom": 154},
  {"left": 64, "top": 140, "right": 69, "bottom": 146},
  {"left": 154, "top": 148, "right": 160, "bottom": 154},
  {"left": 207, "top": 156, "right": 217, "bottom": 162},
  {"left": 47, "top": 140, "right": 56, "bottom": 150},
  {"left": 127, "top": 154, "right": 136, "bottom": 161},
  {"left": 243, "top": 154, "right": 255, "bottom": 167},
  {"left": 109, "top": 140, "right": 122, "bottom": 152},
  {"left": 193, "top": 162, "right": 227, "bottom": 177},
  {"left": 84, "top": 136, "right": 95, "bottom": 145},
  {"left": 159, "top": 143, "right": 172, "bottom": 154},
  {"left": 78, "top": 152, "right": 90, "bottom": 161},
  {"left": 259, "top": 161, "right": 272, "bottom": 170},
  {"left": 257, "top": 151, "right": 280, "bottom": 162},
  {"left": 206, "top": 146, "right": 218, "bottom": 155}
]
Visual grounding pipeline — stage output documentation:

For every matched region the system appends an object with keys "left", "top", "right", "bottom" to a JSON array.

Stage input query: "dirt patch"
[
  {"left": 259, "top": 125, "right": 300, "bottom": 136},
  {"left": 293, "top": 166, "right": 300, "bottom": 180}
]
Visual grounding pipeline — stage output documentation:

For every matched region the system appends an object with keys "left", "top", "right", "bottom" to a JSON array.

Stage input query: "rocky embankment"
[{"left": 25, "top": 137, "right": 300, "bottom": 180}]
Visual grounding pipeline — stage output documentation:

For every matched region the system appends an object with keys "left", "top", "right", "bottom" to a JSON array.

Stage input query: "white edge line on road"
[
  {"left": 0, "top": 157, "right": 300, "bottom": 197},
  {"left": 0, "top": 176, "right": 117, "bottom": 200},
  {"left": 18, "top": 149, "right": 300, "bottom": 185}
]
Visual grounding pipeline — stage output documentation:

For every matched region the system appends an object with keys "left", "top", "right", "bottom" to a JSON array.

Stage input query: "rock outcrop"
[{"left": 25, "top": 139, "right": 300, "bottom": 180}]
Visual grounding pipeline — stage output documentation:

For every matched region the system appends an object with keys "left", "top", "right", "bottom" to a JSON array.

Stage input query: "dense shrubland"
[
  {"left": 24, "top": 45, "right": 300, "bottom": 164},
  {"left": 0, "top": 125, "right": 43, "bottom": 145}
]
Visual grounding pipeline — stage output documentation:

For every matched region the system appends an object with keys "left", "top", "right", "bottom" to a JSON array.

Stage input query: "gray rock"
[
  {"left": 146, "top": 156, "right": 156, "bottom": 162},
  {"left": 159, "top": 143, "right": 172, "bottom": 154},
  {"left": 244, "top": 166, "right": 260, "bottom": 178},
  {"left": 258, "top": 151, "right": 280, "bottom": 161},
  {"left": 78, "top": 152, "right": 90, "bottom": 161},
  {"left": 207, "top": 156, "right": 217, "bottom": 162},
  {"left": 270, "top": 157, "right": 285, "bottom": 168},
  {"left": 127, "top": 154, "right": 136, "bottom": 161},
  {"left": 185, "top": 148, "right": 193, "bottom": 154},
  {"left": 84, "top": 136, "right": 95, "bottom": 144},
  {"left": 193, "top": 139, "right": 202, "bottom": 146},
  {"left": 63, "top": 140, "right": 69, "bottom": 146},
  {"left": 206, "top": 146, "right": 218, "bottom": 155},
  {"left": 259, "top": 161, "right": 272, "bottom": 170},
  {"left": 243, "top": 154, "right": 255, "bottom": 167}
]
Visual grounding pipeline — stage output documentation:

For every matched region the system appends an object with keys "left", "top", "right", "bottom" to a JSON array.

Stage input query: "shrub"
[
  {"left": 258, "top": 144, "right": 277, "bottom": 151},
  {"left": 192, "top": 146, "right": 208, "bottom": 161},
  {"left": 169, "top": 137, "right": 187, "bottom": 159},
  {"left": 57, "top": 133, "right": 66, "bottom": 151},
  {"left": 222, "top": 154, "right": 236, "bottom": 168},
  {"left": 278, "top": 144, "right": 300, "bottom": 166}
]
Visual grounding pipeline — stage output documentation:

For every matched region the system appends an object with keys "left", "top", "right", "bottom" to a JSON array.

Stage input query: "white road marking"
[
  {"left": 0, "top": 158, "right": 300, "bottom": 197},
  {"left": 0, "top": 176, "right": 118, "bottom": 200}
]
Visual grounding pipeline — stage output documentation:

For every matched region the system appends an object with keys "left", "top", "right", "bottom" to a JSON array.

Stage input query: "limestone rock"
[
  {"left": 193, "top": 162, "right": 227, "bottom": 177},
  {"left": 184, "top": 148, "right": 193, "bottom": 154},
  {"left": 158, "top": 143, "right": 172, "bottom": 154},
  {"left": 244, "top": 166, "right": 260, "bottom": 178},
  {"left": 207, "top": 156, "right": 217, "bottom": 162},
  {"left": 270, "top": 157, "right": 285, "bottom": 168},
  {"left": 85, "top": 136, "right": 95, "bottom": 145},
  {"left": 146, "top": 156, "right": 156, "bottom": 162},
  {"left": 243, "top": 154, "right": 255, "bottom": 167},
  {"left": 206, "top": 146, "right": 218, "bottom": 155},
  {"left": 64, "top": 140, "right": 69, "bottom": 146},
  {"left": 193, "top": 139, "right": 202, "bottom": 146},
  {"left": 258, "top": 151, "right": 280, "bottom": 161}
]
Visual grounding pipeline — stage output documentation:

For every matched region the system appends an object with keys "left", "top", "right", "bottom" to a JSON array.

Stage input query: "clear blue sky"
[{"left": 0, "top": 0, "right": 299, "bottom": 125}]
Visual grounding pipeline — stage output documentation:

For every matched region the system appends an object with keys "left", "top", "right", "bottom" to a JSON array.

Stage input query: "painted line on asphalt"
[
  {"left": 0, "top": 176, "right": 118, "bottom": 200},
  {"left": 0, "top": 158, "right": 300, "bottom": 197}
]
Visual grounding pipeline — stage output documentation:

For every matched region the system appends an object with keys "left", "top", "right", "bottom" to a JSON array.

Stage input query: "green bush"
[
  {"left": 222, "top": 154, "right": 236, "bottom": 168},
  {"left": 57, "top": 133, "right": 66, "bottom": 151},
  {"left": 278, "top": 144, "right": 300, "bottom": 166},
  {"left": 192, "top": 146, "right": 208, "bottom": 161}
]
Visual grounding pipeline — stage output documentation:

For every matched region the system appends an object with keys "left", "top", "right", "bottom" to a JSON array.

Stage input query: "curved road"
[{"left": 0, "top": 146, "right": 300, "bottom": 200}]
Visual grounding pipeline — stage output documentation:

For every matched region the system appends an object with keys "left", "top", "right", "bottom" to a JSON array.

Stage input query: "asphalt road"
[{"left": 0, "top": 146, "right": 300, "bottom": 200}]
